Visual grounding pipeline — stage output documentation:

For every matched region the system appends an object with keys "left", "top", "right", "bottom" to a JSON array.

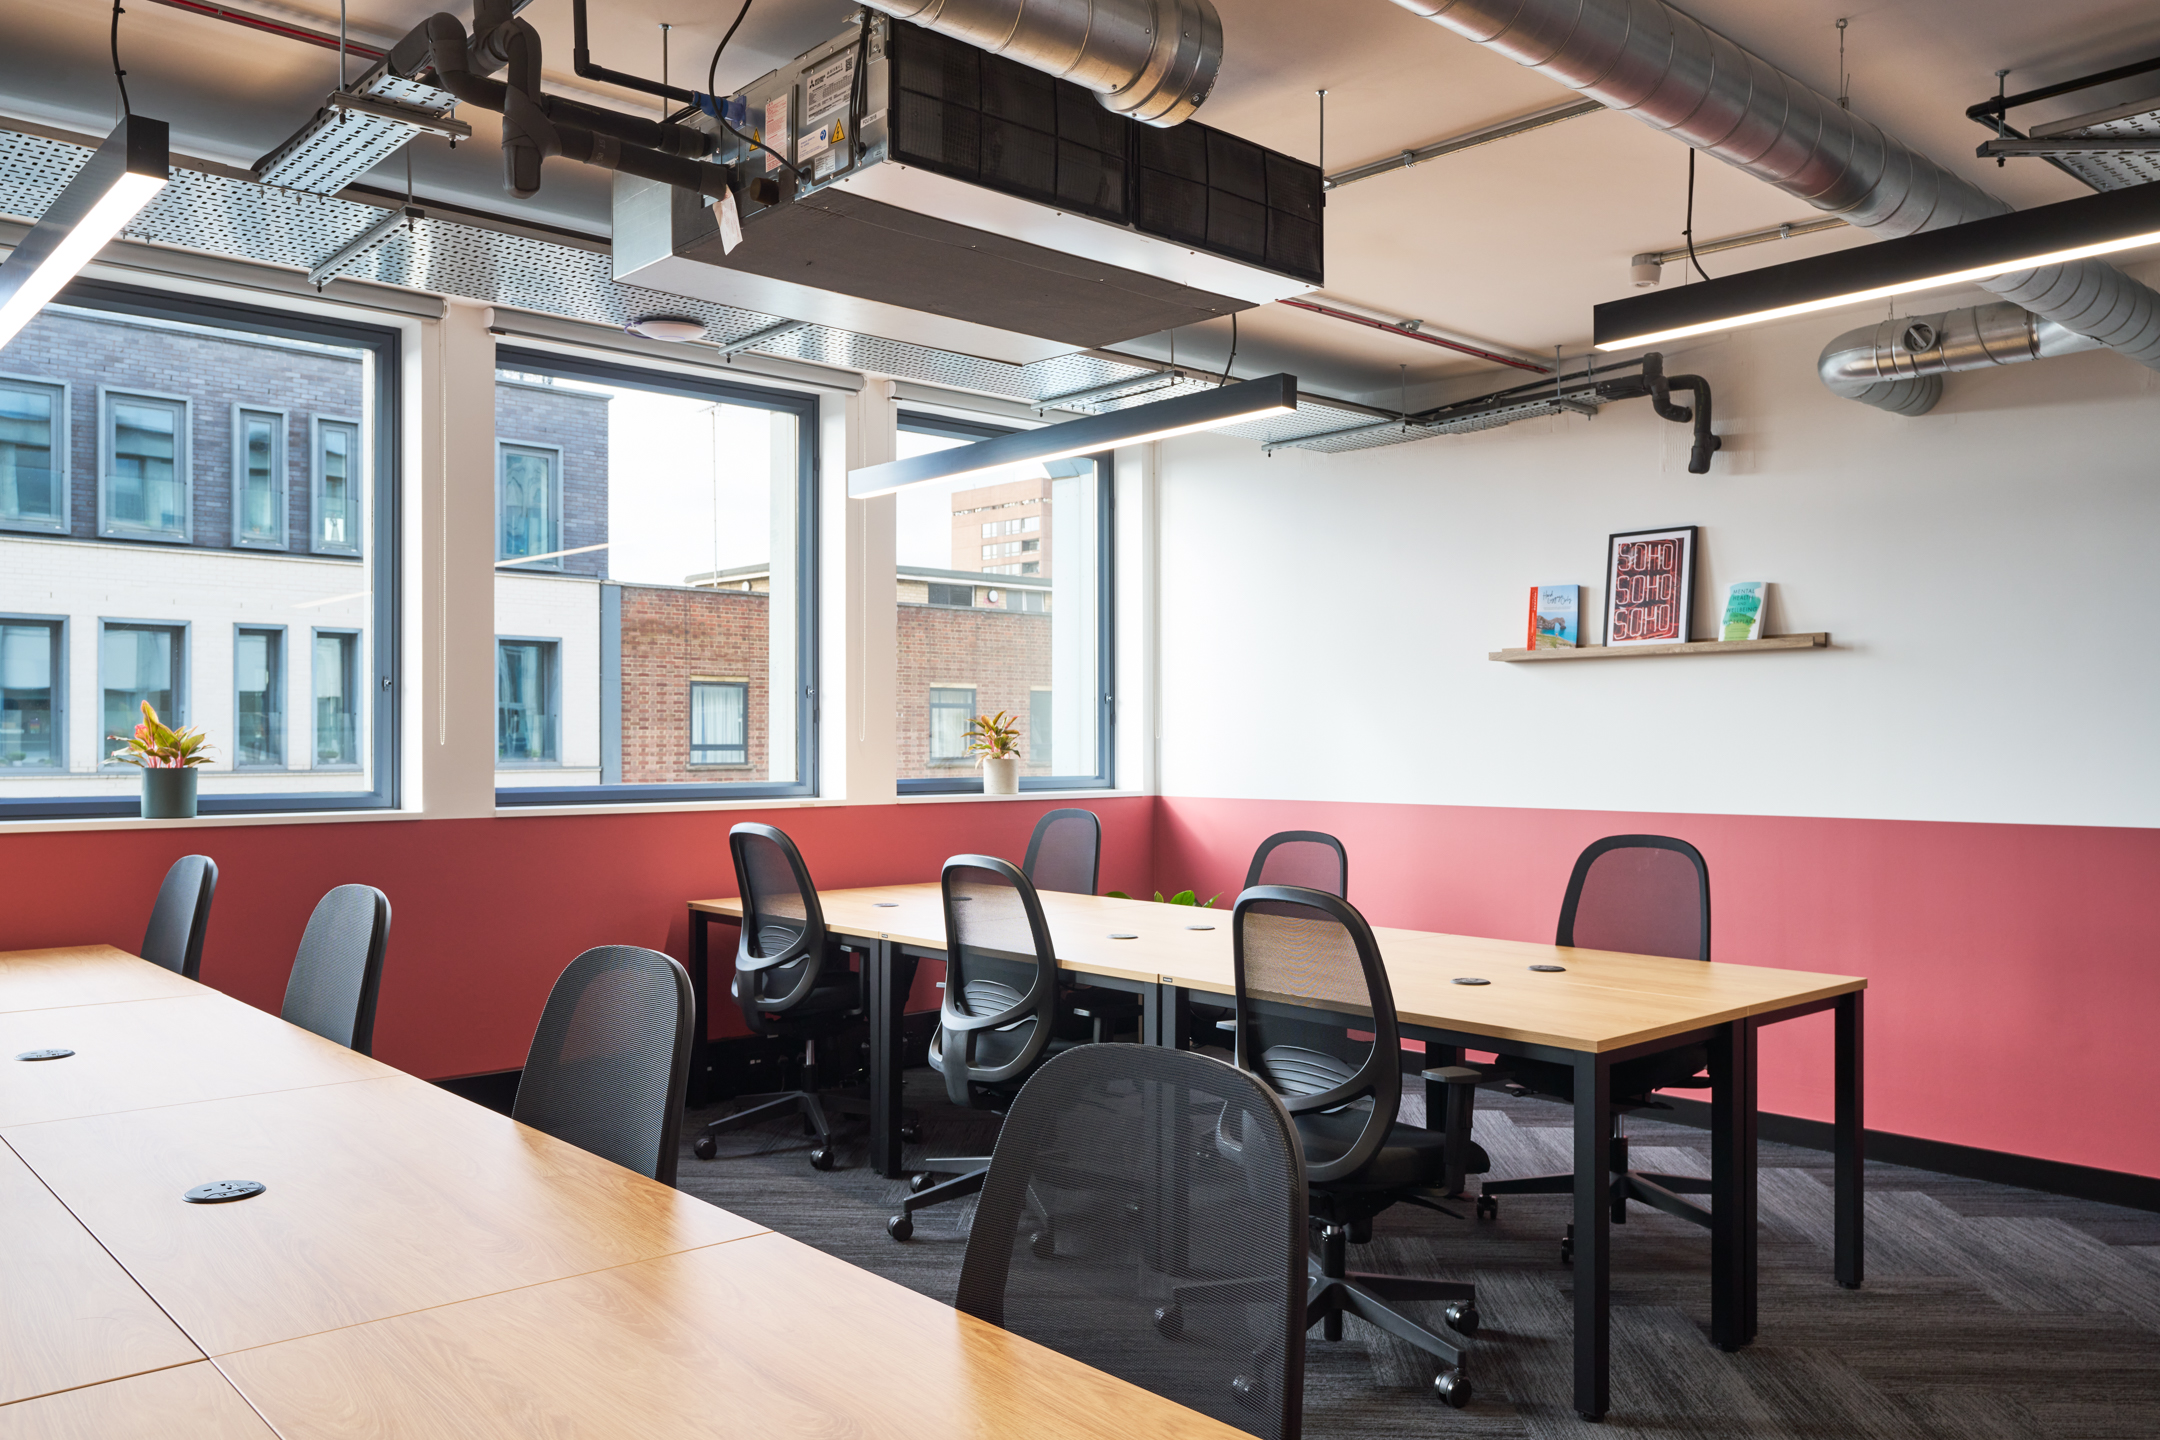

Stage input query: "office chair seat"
[
  {"left": 1497, "top": 1043, "right": 1712, "bottom": 1105},
  {"left": 729, "top": 965, "right": 860, "bottom": 1026},
  {"left": 1292, "top": 1108, "right": 1491, "bottom": 1193}
]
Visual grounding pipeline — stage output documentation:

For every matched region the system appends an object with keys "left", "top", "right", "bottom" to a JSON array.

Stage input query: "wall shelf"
[{"left": 1490, "top": 632, "right": 1830, "bottom": 662}]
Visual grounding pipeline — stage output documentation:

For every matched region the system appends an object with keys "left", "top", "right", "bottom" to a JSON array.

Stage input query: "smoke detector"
[
  {"left": 626, "top": 316, "right": 707, "bottom": 342},
  {"left": 1630, "top": 255, "right": 1662, "bottom": 288}
]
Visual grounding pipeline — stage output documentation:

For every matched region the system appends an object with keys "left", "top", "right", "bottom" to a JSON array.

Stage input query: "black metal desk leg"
[
  {"left": 1710, "top": 1017, "right": 1760, "bottom": 1350},
  {"left": 1143, "top": 983, "right": 1191, "bottom": 1050},
  {"left": 866, "top": 939, "right": 911, "bottom": 1179},
  {"left": 1572, "top": 1053, "right": 1612, "bottom": 1422},
  {"left": 685, "top": 909, "right": 712, "bottom": 1109},
  {"left": 1835, "top": 990, "right": 1865, "bottom": 1289}
]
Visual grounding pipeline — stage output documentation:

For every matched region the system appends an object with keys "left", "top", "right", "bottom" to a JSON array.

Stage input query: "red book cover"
[{"left": 1527, "top": 587, "right": 1538, "bottom": 649}]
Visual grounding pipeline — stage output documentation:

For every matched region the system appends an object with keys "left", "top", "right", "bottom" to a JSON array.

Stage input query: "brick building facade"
[
  {"left": 617, "top": 584, "right": 771, "bottom": 782},
  {"left": 895, "top": 600, "right": 1053, "bottom": 777},
  {"left": 492, "top": 378, "right": 608, "bottom": 577}
]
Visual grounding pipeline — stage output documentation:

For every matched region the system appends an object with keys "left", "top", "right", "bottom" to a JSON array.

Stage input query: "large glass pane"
[
  {"left": 235, "top": 628, "right": 282, "bottom": 765},
  {"left": 101, "top": 624, "right": 179, "bottom": 756},
  {"left": 316, "top": 420, "right": 359, "bottom": 553},
  {"left": 108, "top": 397, "right": 185, "bottom": 534},
  {"left": 493, "top": 357, "right": 811, "bottom": 797},
  {"left": 313, "top": 631, "right": 358, "bottom": 766},
  {"left": 0, "top": 383, "right": 60, "bottom": 525},
  {"left": 894, "top": 420, "right": 1103, "bottom": 785},
  {"left": 238, "top": 412, "right": 280, "bottom": 542},
  {"left": 0, "top": 622, "right": 59, "bottom": 767}
]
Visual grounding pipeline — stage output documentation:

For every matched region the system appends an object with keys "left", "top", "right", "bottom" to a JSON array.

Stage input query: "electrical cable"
[
  {"left": 1219, "top": 312, "right": 1238, "bottom": 386},
  {"left": 111, "top": 1, "right": 132, "bottom": 117},
  {"left": 668, "top": 0, "right": 754, "bottom": 122},
  {"left": 1684, "top": 149, "right": 1711, "bottom": 283}
]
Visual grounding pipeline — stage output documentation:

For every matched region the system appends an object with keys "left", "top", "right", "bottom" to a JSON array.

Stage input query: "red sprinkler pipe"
[{"left": 144, "top": 0, "right": 389, "bottom": 61}]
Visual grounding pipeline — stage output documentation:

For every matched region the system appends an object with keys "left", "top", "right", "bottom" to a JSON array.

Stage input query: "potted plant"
[
  {"left": 111, "top": 701, "right": 214, "bottom": 819},
  {"left": 965, "top": 710, "right": 1023, "bottom": 795}
]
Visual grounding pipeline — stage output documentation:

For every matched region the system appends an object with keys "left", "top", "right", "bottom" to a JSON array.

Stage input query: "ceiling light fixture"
[
  {"left": 626, "top": 316, "right": 708, "bottom": 342},
  {"left": 0, "top": 114, "right": 169, "bottom": 351},
  {"left": 1593, "top": 179, "right": 2160, "bottom": 351},
  {"left": 847, "top": 374, "right": 1300, "bottom": 497}
]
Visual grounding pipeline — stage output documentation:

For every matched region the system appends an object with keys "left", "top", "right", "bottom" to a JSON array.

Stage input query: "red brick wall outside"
[
  {"left": 618, "top": 585, "right": 771, "bottom": 783},
  {"left": 896, "top": 602, "right": 1052, "bottom": 778}
]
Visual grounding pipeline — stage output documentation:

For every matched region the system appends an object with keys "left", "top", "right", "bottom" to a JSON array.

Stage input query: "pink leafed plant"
[{"left": 110, "top": 701, "right": 215, "bottom": 769}]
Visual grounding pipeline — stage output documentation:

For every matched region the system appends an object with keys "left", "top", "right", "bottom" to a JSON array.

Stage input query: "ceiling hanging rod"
[
  {"left": 1278, "top": 298, "right": 1552, "bottom": 372},
  {"left": 1324, "top": 99, "right": 1601, "bottom": 189}
]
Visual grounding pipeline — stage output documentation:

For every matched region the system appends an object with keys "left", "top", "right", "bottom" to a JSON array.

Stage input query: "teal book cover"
[
  {"left": 1529, "top": 585, "right": 1579, "bottom": 648},
  {"left": 1721, "top": 581, "right": 1766, "bottom": 641}
]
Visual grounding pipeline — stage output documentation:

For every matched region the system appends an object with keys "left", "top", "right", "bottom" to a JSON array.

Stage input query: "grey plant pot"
[{"left": 141, "top": 767, "right": 199, "bottom": 820}]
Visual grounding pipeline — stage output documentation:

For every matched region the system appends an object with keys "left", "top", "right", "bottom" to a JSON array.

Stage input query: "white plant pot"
[{"left": 981, "top": 756, "right": 1020, "bottom": 795}]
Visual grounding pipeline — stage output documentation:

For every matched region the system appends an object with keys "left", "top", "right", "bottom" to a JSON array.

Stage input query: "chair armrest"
[{"left": 1421, "top": 1065, "right": 1488, "bottom": 1085}]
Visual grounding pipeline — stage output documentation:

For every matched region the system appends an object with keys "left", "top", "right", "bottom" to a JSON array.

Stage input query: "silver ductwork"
[
  {"left": 860, "top": 0, "right": 1222, "bottom": 125},
  {"left": 1388, "top": 0, "right": 2160, "bottom": 402},
  {"left": 1817, "top": 303, "right": 2106, "bottom": 416}
]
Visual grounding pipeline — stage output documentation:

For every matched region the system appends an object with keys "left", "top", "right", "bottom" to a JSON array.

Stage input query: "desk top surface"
[
  {"left": 218, "top": 1231, "right": 1257, "bottom": 1440},
  {"left": 694, "top": 884, "right": 1864, "bottom": 1052},
  {"left": 0, "top": 1362, "right": 277, "bottom": 1440},
  {"left": 0, "top": 945, "right": 201, "bottom": 1013}
]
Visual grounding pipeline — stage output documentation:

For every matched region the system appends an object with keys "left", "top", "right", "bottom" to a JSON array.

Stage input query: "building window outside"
[
  {"left": 101, "top": 390, "right": 190, "bottom": 540},
  {"left": 312, "top": 417, "right": 361, "bottom": 555},
  {"left": 689, "top": 679, "right": 748, "bottom": 765},
  {"left": 497, "top": 639, "right": 557, "bottom": 763},
  {"left": 235, "top": 627, "right": 283, "bottom": 766},
  {"left": 0, "top": 619, "right": 62, "bottom": 768},
  {"left": 926, "top": 582, "right": 973, "bottom": 607},
  {"left": 234, "top": 407, "right": 287, "bottom": 548},
  {"left": 497, "top": 442, "right": 561, "bottom": 565},
  {"left": 0, "top": 378, "right": 66, "bottom": 533},
  {"left": 312, "top": 630, "right": 360, "bottom": 767},
  {"left": 101, "top": 623, "right": 183, "bottom": 759},
  {"left": 928, "top": 685, "right": 977, "bottom": 763}
]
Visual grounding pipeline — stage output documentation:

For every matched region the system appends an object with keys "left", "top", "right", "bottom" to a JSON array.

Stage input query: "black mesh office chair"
[
  {"left": 958, "top": 1044, "right": 1309, "bottom": 1440},
  {"left": 512, "top": 945, "right": 695, "bottom": 1186},
  {"left": 141, "top": 854, "right": 217, "bottom": 979},
  {"left": 1022, "top": 807, "right": 1101, "bottom": 895},
  {"left": 279, "top": 884, "right": 391, "bottom": 1054},
  {"left": 693, "top": 823, "right": 872, "bottom": 1171},
  {"left": 1476, "top": 835, "right": 1715, "bottom": 1261},
  {"left": 1195, "top": 831, "right": 1351, "bottom": 1044},
  {"left": 889, "top": 854, "right": 1069, "bottom": 1241},
  {"left": 1232, "top": 885, "right": 1485, "bottom": 1409}
]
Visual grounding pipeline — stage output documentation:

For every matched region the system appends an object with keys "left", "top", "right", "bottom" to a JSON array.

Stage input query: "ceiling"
[{"left": 3, "top": 0, "right": 2157, "bottom": 409}]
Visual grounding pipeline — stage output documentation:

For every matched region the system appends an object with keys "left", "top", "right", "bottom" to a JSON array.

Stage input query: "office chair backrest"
[
  {"left": 936, "top": 854, "right": 1060, "bottom": 1108},
  {"left": 280, "top": 884, "right": 391, "bottom": 1054},
  {"left": 727, "top": 823, "right": 836, "bottom": 1020},
  {"left": 141, "top": 854, "right": 217, "bottom": 979},
  {"left": 958, "top": 1043, "right": 1307, "bottom": 1440},
  {"left": 1021, "top": 807, "right": 1101, "bottom": 895},
  {"left": 1558, "top": 835, "right": 1711, "bottom": 961},
  {"left": 1231, "top": 885, "right": 1400, "bottom": 1185},
  {"left": 1243, "top": 830, "right": 1347, "bottom": 898},
  {"left": 513, "top": 945, "right": 694, "bottom": 1186}
]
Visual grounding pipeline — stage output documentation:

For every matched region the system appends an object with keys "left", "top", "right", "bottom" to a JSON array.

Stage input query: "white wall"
[{"left": 1153, "top": 277, "right": 2160, "bottom": 829}]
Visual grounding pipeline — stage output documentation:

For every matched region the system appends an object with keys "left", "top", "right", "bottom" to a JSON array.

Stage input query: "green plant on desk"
[{"left": 1106, "top": 888, "right": 1219, "bottom": 907}]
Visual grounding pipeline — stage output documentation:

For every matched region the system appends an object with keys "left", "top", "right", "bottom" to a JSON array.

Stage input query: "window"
[
  {"left": 980, "top": 516, "right": 1038, "bottom": 537},
  {"left": 101, "top": 390, "right": 190, "bottom": 540},
  {"left": 929, "top": 686, "right": 977, "bottom": 763},
  {"left": 1030, "top": 686, "right": 1052, "bottom": 766},
  {"left": 312, "top": 630, "right": 360, "bottom": 767},
  {"left": 0, "top": 284, "right": 399, "bottom": 819},
  {"left": 233, "top": 408, "right": 287, "bottom": 548},
  {"left": 491, "top": 351, "right": 817, "bottom": 803},
  {"left": 312, "top": 417, "right": 362, "bottom": 555},
  {"left": 0, "top": 378, "right": 66, "bottom": 533},
  {"left": 497, "top": 442, "right": 561, "bottom": 566},
  {"left": 689, "top": 679, "right": 748, "bottom": 765},
  {"left": 0, "top": 619, "right": 62, "bottom": 768},
  {"left": 235, "top": 627, "right": 283, "bottom": 766},
  {"left": 497, "top": 639, "right": 557, "bottom": 764},
  {"left": 926, "top": 582, "right": 973, "bottom": 607},
  {"left": 101, "top": 622, "right": 184, "bottom": 759}
]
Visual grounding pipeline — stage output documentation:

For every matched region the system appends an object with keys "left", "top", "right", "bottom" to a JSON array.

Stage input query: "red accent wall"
[
  {"left": 1153, "top": 796, "right": 2160, "bottom": 1181},
  {"left": 0, "top": 799, "right": 1154, "bottom": 1082}
]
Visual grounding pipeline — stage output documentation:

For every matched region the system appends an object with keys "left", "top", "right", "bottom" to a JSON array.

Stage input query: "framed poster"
[{"left": 1604, "top": 526, "right": 1696, "bottom": 645}]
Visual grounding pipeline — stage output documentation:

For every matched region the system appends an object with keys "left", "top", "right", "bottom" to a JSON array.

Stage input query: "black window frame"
[
  {"left": 494, "top": 635, "right": 560, "bottom": 767},
  {"left": 232, "top": 623, "right": 286, "bottom": 769},
  {"left": 0, "top": 614, "right": 66, "bottom": 771},
  {"left": 687, "top": 678, "right": 750, "bottom": 767},
  {"left": 491, "top": 346, "right": 820, "bottom": 806},
  {"left": 894, "top": 410, "right": 1114, "bottom": 795},
  {"left": 0, "top": 279, "right": 401, "bottom": 819}
]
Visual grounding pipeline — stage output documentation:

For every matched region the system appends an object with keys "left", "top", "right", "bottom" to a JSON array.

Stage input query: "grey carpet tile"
[{"left": 673, "top": 1069, "right": 2160, "bottom": 1439}]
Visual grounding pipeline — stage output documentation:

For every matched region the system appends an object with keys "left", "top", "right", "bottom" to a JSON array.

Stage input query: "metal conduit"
[
  {"left": 1387, "top": 0, "right": 2160, "bottom": 413},
  {"left": 859, "top": 0, "right": 1223, "bottom": 126},
  {"left": 1817, "top": 302, "right": 2103, "bottom": 416}
]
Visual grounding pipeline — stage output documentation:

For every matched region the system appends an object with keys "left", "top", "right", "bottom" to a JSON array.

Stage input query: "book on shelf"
[
  {"left": 1720, "top": 581, "right": 1767, "bottom": 641},
  {"left": 1527, "top": 584, "right": 1579, "bottom": 649}
]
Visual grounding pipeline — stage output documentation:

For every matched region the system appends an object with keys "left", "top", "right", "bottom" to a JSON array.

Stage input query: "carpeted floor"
[{"left": 673, "top": 1067, "right": 2160, "bottom": 1439}]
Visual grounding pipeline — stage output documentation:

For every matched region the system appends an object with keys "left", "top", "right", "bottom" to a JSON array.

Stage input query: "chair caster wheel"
[
  {"left": 909, "top": 1172, "right": 935, "bottom": 1193},
  {"left": 899, "top": 1125, "right": 921, "bottom": 1143},
  {"left": 1153, "top": 1304, "right": 1182, "bottom": 1339},
  {"left": 887, "top": 1214, "right": 913, "bottom": 1241},
  {"left": 1444, "top": 1303, "right": 1480, "bottom": 1337},
  {"left": 1434, "top": 1370, "right": 1472, "bottom": 1409},
  {"left": 692, "top": 1135, "right": 717, "bottom": 1161},
  {"left": 1559, "top": 1237, "right": 1574, "bottom": 1266},
  {"left": 1475, "top": 1194, "right": 1498, "bottom": 1221},
  {"left": 809, "top": 1147, "right": 836, "bottom": 1171},
  {"left": 1029, "top": 1230, "right": 1055, "bottom": 1260}
]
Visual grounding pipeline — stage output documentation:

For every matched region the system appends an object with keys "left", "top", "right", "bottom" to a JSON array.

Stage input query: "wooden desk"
[
  {"left": 0, "top": 1362, "right": 276, "bottom": 1440},
  {"left": 0, "top": 1141, "right": 201, "bottom": 1406},
  {"left": 218, "top": 1230, "right": 1251, "bottom": 1440},
  {"left": 692, "top": 883, "right": 1868, "bottom": 1421},
  {"left": 0, "top": 945, "right": 200, "bottom": 1013}
]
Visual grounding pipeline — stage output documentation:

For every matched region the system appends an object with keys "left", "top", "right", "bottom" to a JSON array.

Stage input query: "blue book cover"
[{"left": 1529, "top": 585, "right": 1579, "bottom": 648}]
